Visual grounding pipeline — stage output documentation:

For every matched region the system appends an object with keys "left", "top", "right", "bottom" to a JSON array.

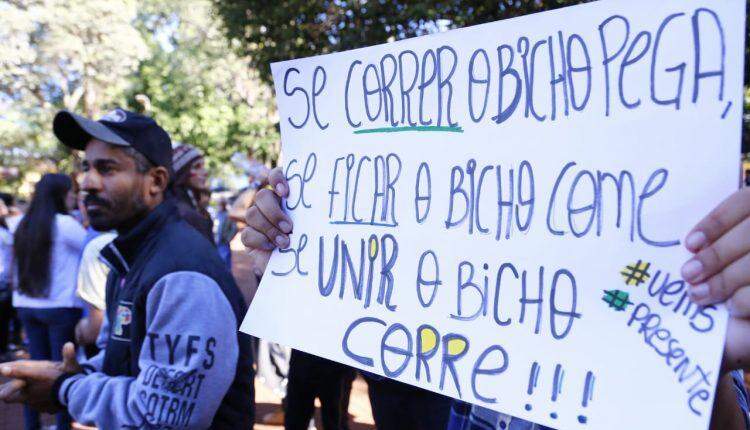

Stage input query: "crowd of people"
[{"left": 0, "top": 107, "right": 749, "bottom": 430}]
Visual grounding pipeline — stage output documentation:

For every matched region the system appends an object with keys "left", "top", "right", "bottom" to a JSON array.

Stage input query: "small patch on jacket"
[{"left": 112, "top": 301, "right": 133, "bottom": 342}]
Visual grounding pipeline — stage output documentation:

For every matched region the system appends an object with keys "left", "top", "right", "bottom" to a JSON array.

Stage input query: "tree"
[
  {"left": 215, "top": 0, "right": 749, "bottom": 86},
  {"left": 0, "top": 0, "right": 149, "bottom": 190},
  {"left": 126, "top": 0, "right": 280, "bottom": 175},
  {"left": 213, "top": 0, "right": 592, "bottom": 85},
  {"left": 0, "top": 0, "right": 148, "bottom": 116},
  {"left": 0, "top": 0, "right": 278, "bottom": 193}
]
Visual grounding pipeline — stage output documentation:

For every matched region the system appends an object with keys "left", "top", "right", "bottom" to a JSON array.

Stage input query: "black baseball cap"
[{"left": 53, "top": 108, "right": 173, "bottom": 175}]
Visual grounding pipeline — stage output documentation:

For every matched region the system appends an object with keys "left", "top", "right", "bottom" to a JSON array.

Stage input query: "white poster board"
[{"left": 241, "top": 1, "right": 747, "bottom": 429}]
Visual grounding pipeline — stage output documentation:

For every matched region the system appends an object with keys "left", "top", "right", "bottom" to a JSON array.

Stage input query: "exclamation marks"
[
  {"left": 549, "top": 364, "right": 564, "bottom": 419},
  {"left": 524, "top": 361, "right": 540, "bottom": 411},
  {"left": 523, "top": 364, "right": 595, "bottom": 425},
  {"left": 578, "top": 371, "right": 595, "bottom": 424}
]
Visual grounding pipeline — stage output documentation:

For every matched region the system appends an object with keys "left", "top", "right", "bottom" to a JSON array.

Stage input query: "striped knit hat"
[{"left": 172, "top": 143, "right": 202, "bottom": 175}]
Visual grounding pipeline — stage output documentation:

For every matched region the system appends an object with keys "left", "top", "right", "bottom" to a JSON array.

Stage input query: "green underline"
[{"left": 353, "top": 125, "right": 464, "bottom": 135}]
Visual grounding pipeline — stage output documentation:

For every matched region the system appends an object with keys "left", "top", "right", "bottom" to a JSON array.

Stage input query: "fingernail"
[
  {"left": 686, "top": 231, "right": 707, "bottom": 251},
  {"left": 681, "top": 259, "right": 703, "bottom": 281},
  {"left": 0, "top": 366, "right": 9, "bottom": 375},
  {"left": 279, "top": 221, "right": 292, "bottom": 233},
  {"left": 275, "top": 235, "right": 289, "bottom": 248},
  {"left": 688, "top": 284, "right": 710, "bottom": 302},
  {"left": 276, "top": 183, "right": 287, "bottom": 196},
  {"left": 253, "top": 269, "right": 263, "bottom": 278}
]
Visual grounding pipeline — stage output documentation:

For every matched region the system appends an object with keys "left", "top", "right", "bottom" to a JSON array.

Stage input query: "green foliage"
[
  {"left": 215, "top": 0, "right": 749, "bottom": 87},
  {"left": 0, "top": 0, "right": 278, "bottom": 191},
  {"left": 0, "top": 0, "right": 148, "bottom": 188},
  {"left": 125, "top": 0, "right": 279, "bottom": 175},
  {"left": 213, "top": 0, "right": 591, "bottom": 84}
]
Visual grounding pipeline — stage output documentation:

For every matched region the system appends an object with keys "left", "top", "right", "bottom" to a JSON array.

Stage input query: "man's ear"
[{"left": 148, "top": 166, "right": 170, "bottom": 196}]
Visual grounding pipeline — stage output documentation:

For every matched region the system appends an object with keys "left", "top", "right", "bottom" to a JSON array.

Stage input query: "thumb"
[
  {"left": 61, "top": 342, "right": 79, "bottom": 372},
  {"left": 250, "top": 249, "right": 272, "bottom": 279}
]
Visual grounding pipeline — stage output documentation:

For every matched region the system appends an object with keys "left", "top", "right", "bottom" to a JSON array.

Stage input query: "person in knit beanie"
[{"left": 171, "top": 143, "right": 214, "bottom": 242}]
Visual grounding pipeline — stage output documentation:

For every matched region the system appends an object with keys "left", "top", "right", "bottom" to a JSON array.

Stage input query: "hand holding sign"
[
  {"left": 680, "top": 188, "right": 750, "bottom": 371},
  {"left": 242, "top": 168, "right": 293, "bottom": 276},
  {"left": 240, "top": 1, "right": 747, "bottom": 429},
  {"left": 683, "top": 188, "right": 750, "bottom": 309}
]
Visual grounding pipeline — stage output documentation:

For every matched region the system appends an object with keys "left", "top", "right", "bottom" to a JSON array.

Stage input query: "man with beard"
[{"left": 0, "top": 109, "right": 254, "bottom": 429}]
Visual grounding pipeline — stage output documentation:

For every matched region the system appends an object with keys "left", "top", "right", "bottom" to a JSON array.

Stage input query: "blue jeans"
[{"left": 17, "top": 307, "right": 82, "bottom": 430}]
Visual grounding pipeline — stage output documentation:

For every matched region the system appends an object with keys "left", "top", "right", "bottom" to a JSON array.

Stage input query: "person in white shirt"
[
  {"left": 74, "top": 231, "right": 116, "bottom": 356},
  {"left": 12, "top": 173, "right": 85, "bottom": 430}
]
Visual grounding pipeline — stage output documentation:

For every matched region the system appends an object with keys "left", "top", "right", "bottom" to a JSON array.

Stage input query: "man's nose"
[{"left": 81, "top": 170, "right": 101, "bottom": 192}]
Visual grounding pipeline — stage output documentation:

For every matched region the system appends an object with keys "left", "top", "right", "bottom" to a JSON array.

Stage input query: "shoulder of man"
[
  {"left": 135, "top": 218, "right": 247, "bottom": 313},
  {"left": 175, "top": 199, "right": 214, "bottom": 242}
]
